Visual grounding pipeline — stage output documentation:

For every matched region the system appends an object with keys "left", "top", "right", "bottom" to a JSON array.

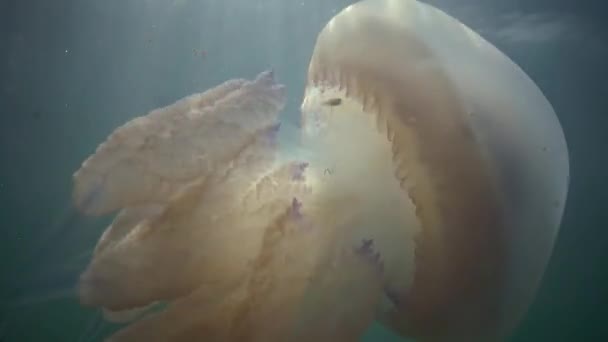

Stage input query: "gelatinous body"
[
  {"left": 301, "top": 0, "right": 569, "bottom": 340},
  {"left": 73, "top": 0, "right": 568, "bottom": 341}
]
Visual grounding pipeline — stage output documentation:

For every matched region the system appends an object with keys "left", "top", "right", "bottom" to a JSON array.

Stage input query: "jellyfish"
[{"left": 72, "top": 0, "right": 569, "bottom": 341}]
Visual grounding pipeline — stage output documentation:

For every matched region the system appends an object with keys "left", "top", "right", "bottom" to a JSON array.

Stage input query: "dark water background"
[{"left": 0, "top": 0, "right": 606, "bottom": 341}]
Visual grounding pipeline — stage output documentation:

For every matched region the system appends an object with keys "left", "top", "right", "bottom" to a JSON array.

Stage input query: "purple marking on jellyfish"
[
  {"left": 354, "top": 238, "right": 384, "bottom": 274},
  {"left": 290, "top": 197, "right": 303, "bottom": 219},
  {"left": 262, "top": 122, "right": 281, "bottom": 142},
  {"left": 288, "top": 197, "right": 316, "bottom": 232},
  {"left": 291, "top": 162, "right": 309, "bottom": 181},
  {"left": 355, "top": 239, "right": 374, "bottom": 254},
  {"left": 270, "top": 122, "right": 282, "bottom": 135},
  {"left": 384, "top": 286, "right": 403, "bottom": 308}
]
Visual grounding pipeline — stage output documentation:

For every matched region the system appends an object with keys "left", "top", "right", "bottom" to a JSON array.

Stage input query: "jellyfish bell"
[{"left": 301, "top": 0, "right": 569, "bottom": 340}]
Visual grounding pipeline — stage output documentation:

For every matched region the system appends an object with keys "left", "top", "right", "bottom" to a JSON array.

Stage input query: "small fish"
[{"left": 323, "top": 98, "right": 342, "bottom": 106}]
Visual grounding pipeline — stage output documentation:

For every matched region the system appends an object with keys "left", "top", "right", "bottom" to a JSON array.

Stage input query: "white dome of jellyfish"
[{"left": 72, "top": 0, "right": 569, "bottom": 341}]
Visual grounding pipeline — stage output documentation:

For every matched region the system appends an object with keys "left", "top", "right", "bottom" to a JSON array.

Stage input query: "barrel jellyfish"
[{"left": 72, "top": 0, "right": 569, "bottom": 341}]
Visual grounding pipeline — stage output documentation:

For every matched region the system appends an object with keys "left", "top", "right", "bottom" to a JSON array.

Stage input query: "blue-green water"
[{"left": 1, "top": 0, "right": 607, "bottom": 341}]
